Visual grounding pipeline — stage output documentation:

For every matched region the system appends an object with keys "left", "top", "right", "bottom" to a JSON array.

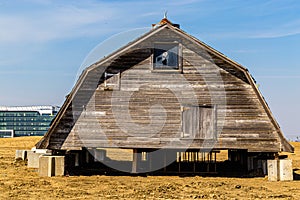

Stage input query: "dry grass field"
[{"left": 0, "top": 137, "right": 300, "bottom": 199}]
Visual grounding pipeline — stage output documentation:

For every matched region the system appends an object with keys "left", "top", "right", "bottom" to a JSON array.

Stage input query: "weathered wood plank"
[{"left": 46, "top": 26, "right": 283, "bottom": 153}]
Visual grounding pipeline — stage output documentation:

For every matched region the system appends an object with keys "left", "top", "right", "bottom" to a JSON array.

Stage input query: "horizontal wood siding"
[{"left": 48, "top": 27, "right": 281, "bottom": 152}]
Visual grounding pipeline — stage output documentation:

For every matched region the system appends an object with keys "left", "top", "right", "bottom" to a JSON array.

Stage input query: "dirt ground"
[{"left": 0, "top": 137, "right": 300, "bottom": 200}]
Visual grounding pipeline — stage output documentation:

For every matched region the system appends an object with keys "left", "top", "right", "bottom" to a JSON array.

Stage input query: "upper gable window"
[
  {"left": 104, "top": 71, "right": 120, "bottom": 90},
  {"left": 97, "top": 71, "right": 120, "bottom": 91},
  {"left": 153, "top": 43, "right": 179, "bottom": 70}
]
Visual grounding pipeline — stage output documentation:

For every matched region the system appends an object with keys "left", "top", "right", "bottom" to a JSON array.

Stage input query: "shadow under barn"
[{"left": 56, "top": 148, "right": 276, "bottom": 177}]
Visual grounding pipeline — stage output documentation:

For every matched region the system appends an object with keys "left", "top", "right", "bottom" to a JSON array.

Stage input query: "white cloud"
[
  {"left": 140, "top": 12, "right": 160, "bottom": 17},
  {"left": 0, "top": 0, "right": 209, "bottom": 44},
  {"left": 256, "top": 75, "right": 300, "bottom": 79},
  {"left": 203, "top": 20, "right": 300, "bottom": 40},
  {"left": 249, "top": 20, "right": 300, "bottom": 39},
  {"left": 0, "top": 3, "right": 117, "bottom": 44}
]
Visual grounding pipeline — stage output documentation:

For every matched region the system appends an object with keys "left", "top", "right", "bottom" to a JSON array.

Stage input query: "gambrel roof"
[{"left": 36, "top": 20, "right": 293, "bottom": 152}]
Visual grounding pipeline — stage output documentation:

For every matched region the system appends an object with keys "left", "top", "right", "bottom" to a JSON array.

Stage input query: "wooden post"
[
  {"left": 85, "top": 150, "right": 89, "bottom": 164},
  {"left": 207, "top": 152, "right": 210, "bottom": 172},
  {"left": 178, "top": 152, "right": 181, "bottom": 173},
  {"left": 132, "top": 149, "right": 138, "bottom": 173},
  {"left": 149, "top": 152, "right": 152, "bottom": 172},
  {"left": 193, "top": 155, "right": 196, "bottom": 173},
  {"left": 214, "top": 152, "right": 217, "bottom": 172},
  {"left": 75, "top": 153, "right": 80, "bottom": 167},
  {"left": 163, "top": 150, "right": 167, "bottom": 173}
]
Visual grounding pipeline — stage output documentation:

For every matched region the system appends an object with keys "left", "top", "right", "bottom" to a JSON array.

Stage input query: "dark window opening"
[
  {"left": 99, "top": 71, "right": 120, "bottom": 91},
  {"left": 153, "top": 43, "right": 179, "bottom": 70}
]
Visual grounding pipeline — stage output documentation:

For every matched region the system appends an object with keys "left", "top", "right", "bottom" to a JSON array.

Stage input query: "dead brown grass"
[{"left": 0, "top": 137, "right": 300, "bottom": 199}]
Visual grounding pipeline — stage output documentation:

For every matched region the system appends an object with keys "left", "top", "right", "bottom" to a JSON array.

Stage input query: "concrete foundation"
[
  {"left": 279, "top": 159, "right": 293, "bottom": 181},
  {"left": 39, "top": 155, "right": 65, "bottom": 177},
  {"left": 267, "top": 160, "right": 279, "bottom": 181},
  {"left": 35, "top": 149, "right": 52, "bottom": 154},
  {"left": 267, "top": 159, "right": 293, "bottom": 181},
  {"left": 15, "top": 150, "right": 28, "bottom": 160},
  {"left": 27, "top": 151, "right": 51, "bottom": 168},
  {"left": 39, "top": 156, "right": 52, "bottom": 177}
]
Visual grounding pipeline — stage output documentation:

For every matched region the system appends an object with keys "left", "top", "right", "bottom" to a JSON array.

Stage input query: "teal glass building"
[{"left": 0, "top": 106, "right": 59, "bottom": 137}]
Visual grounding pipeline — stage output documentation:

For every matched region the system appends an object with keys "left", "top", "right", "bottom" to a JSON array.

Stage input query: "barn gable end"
[{"left": 36, "top": 19, "right": 293, "bottom": 155}]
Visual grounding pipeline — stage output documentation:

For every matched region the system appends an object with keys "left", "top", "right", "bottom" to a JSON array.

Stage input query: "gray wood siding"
[
  {"left": 45, "top": 26, "right": 284, "bottom": 152},
  {"left": 182, "top": 106, "right": 215, "bottom": 139},
  {"left": 61, "top": 46, "right": 279, "bottom": 152}
]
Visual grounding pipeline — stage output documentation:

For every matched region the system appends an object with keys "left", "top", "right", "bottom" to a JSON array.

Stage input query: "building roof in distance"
[{"left": 0, "top": 106, "right": 59, "bottom": 115}]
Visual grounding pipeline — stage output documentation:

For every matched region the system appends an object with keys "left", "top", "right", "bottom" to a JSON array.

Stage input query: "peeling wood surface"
[{"left": 39, "top": 25, "right": 292, "bottom": 153}]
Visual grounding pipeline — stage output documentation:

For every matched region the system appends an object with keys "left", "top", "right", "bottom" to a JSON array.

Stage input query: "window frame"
[
  {"left": 98, "top": 71, "right": 121, "bottom": 91},
  {"left": 151, "top": 41, "right": 183, "bottom": 73}
]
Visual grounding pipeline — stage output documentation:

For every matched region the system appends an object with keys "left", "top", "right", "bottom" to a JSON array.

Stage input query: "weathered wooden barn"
[{"left": 36, "top": 17, "right": 293, "bottom": 176}]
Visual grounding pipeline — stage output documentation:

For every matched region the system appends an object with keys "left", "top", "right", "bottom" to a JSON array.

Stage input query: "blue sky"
[{"left": 0, "top": 0, "right": 299, "bottom": 139}]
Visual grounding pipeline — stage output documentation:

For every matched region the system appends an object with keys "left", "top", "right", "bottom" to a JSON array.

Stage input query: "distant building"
[{"left": 0, "top": 106, "right": 59, "bottom": 137}]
